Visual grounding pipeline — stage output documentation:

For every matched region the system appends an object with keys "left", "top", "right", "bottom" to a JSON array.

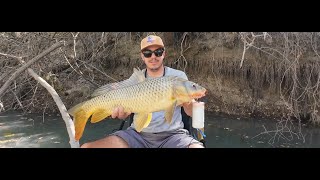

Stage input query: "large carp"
[{"left": 68, "top": 68, "right": 206, "bottom": 141}]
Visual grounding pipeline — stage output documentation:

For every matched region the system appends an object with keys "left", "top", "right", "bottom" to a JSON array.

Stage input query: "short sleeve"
[{"left": 179, "top": 71, "right": 188, "bottom": 80}]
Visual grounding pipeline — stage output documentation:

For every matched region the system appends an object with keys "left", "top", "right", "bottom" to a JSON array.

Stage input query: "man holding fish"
[{"left": 72, "top": 35, "right": 206, "bottom": 148}]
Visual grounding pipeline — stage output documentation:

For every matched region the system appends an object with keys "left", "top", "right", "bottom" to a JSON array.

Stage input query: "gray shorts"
[{"left": 111, "top": 127, "right": 204, "bottom": 148}]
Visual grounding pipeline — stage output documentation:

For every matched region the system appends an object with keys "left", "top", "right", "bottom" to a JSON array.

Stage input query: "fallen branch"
[
  {"left": 11, "top": 89, "right": 24, "bottom": 111},
  {"left": 0, "top": 69, "right": 14, "bottom": 83},
  {"left": 27, "top": 68, "right": 79, "bottom": 148},
  {"left": 0, "top": 100, "right": 4, "bottom": 112},
  {"left": 0, "top": 52, "right": 25, "bottom": 64},
  {"left": 0, "top": 40, "right": 72, "bottom": 99}
]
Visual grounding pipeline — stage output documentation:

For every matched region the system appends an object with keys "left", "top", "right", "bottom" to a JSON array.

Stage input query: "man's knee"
[
  {"left": 80, "top": 135, "right": 129, "bottom": 148},
  {"left": 80, "top": 142, "right": 91, "bottom": 148},
  {"left": 188, "top": 143, "right": 205, "bottom": 148}
]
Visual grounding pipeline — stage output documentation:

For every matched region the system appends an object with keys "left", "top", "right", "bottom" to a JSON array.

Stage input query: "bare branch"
[
  {"left": 175, "top": 32, "right": 191, "bottom": 72},
  {"left": 0, "top": 100, "right": 4, "bottom": 112},
  {"left": 0, "top": 40, "right": 72, "bottom": 98},
  {"left": 27, "top": 68, "right": 79, "bottom": 148},
  {"left": 11, "top": 89, "right": 24, "bottom": 110},
  {"left": 0, "top": 52, "right": 25, "bottom": 64}
]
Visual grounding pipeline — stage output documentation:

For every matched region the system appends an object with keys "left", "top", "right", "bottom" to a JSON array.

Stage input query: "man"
[{"left": 81, "top": 35, "right": 205, "bottom": 148}]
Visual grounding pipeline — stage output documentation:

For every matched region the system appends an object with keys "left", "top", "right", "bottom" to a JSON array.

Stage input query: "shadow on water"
[{"left": 1, "top": 111, "right": 320, "bottom": 148}]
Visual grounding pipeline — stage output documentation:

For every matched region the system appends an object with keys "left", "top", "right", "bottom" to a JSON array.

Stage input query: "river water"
[{"left": 1, "top": 111, "right": 320, "bottom": 148}]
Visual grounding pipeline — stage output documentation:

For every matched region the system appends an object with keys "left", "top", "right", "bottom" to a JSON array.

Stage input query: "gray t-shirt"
[{"left": 129, "top": 66, "right": 188, "bottom": 133}]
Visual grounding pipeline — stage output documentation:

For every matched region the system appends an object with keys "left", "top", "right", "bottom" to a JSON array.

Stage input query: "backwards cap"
[{"left": 141, "top": 35, "right": 164, "bottom": 50}]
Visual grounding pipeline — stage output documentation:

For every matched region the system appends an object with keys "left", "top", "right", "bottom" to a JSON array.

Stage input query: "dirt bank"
[{"left": 2, "top": 32, "right": 319, "bottom": 124}]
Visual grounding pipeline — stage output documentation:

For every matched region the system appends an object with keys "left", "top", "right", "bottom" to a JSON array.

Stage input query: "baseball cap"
[{"left": 141, "top": 35, "right": 164, "bottom": 51}]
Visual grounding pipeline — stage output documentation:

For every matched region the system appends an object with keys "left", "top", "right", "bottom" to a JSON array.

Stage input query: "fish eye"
[{"left": 192, "top": 84, "right": 196, "bottom": 89}]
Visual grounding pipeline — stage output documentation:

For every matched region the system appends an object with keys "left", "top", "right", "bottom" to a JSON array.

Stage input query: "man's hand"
[
  {"left": 183, "top": 99, "right": 204, "bottom": 117},
  {"left": 182, "top": 101, "right": 194, "bottom": 117},
  {"left": 111, "top": 106, "right": 131, "bottom": 119}
]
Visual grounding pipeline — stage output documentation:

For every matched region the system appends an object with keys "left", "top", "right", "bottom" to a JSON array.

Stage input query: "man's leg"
[
  {"left": 188, "top": 143, "right": 204, "bottom": 148},
  {"left": 81, "top": 128, "right": 149, "bottom": 148},
  {"left": 81, "top": 135, "right": 129, "bottom": 148},
  {"left": 160, "top": 129, "right": 204, "bottom": 148}
]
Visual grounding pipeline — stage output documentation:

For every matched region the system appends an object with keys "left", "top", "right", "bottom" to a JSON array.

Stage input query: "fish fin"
[
  {"left": 91, "top": 109, "right": 111, "bottom": 123},
  {"left": 176, "top": 100, "right": 184, "bottom": 106},
  {"left": 133, "top": 67, "right": 146, "bottom": 83},
  {"left": 91, "top": 68, "right": 145, "bottom": 97},
  {"left": 164, "top": 100, "right": 177, "bottom": 124},
  {"left": 143, "top": 113, "right": 153, "bottom": 128},
  {"left": 134, "top": 113, "right": 152, "bottom": 132},
  {"left": 73, "top": 109, "right": 91, "bottom": 141}
]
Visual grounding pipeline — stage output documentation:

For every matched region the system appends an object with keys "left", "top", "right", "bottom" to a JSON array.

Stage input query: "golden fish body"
[{"left": 68, "top": 68, "right": 206, "bottom": 141}]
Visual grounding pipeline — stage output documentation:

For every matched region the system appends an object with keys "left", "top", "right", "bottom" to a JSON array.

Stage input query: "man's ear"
[{"left": 140, "top": 52, "right": 144, "bottom": 60}]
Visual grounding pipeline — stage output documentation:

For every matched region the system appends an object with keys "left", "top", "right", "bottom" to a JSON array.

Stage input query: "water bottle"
[{"left": 192, "top": 101, "right": 205, "bottom": 128}]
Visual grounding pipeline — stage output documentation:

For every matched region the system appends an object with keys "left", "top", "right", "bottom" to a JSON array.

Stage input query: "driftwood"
[
  {"left": 0, "top": 40, "right": 72, "bottom": 99},
  {"left": 27, "top": 68, "right": 79, "bottom": 148}
]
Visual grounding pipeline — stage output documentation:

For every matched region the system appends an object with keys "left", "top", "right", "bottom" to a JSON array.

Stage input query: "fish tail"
[
  {"left": 68, "top": 102, "right": 85, "bottom": 116},
  {"left": 74, "top": 109, "right": 91, "bottom": 141},
  {"left": 68, "top": 102, "right": 91, "bottom": 141}
]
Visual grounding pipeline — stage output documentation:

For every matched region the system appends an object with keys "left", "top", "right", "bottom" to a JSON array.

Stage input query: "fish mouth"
[{"left": 192, "top": 90, "right": 207, "bottom": 102}]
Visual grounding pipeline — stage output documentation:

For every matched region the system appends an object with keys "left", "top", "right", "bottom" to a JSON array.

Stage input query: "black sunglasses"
[{"left": 142, "top": 48, "right": 164, "bottom": 58}]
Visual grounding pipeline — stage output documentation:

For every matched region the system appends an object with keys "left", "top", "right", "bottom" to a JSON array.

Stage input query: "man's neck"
[{"left": 146, "top": 66, "right": 165, "bottom": 78}]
